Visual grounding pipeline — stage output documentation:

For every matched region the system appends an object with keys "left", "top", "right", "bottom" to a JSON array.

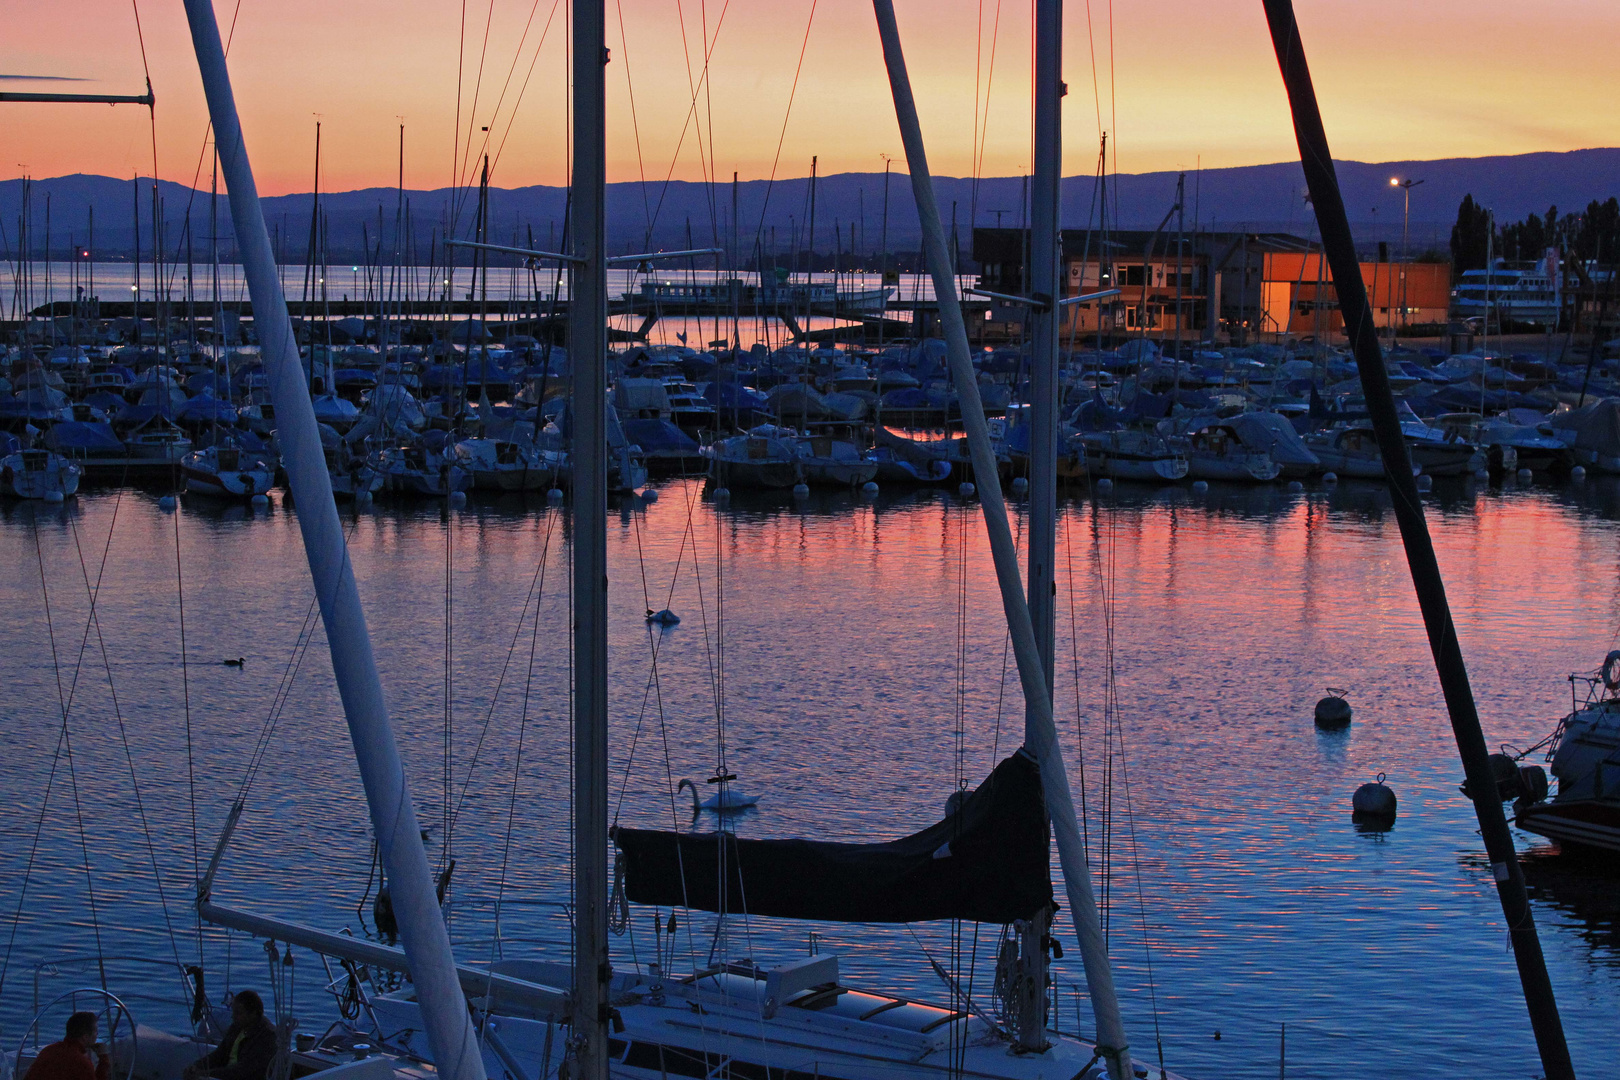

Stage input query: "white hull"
[
  {"left": 367, "top": 960, "right": 1187, "bottom": 1080},
  {"left": 1186, "top": 452, "right": 1281, "bottom": 483},
  {"left": 1, "top": 452, "right": 81, "bottom": 499}
]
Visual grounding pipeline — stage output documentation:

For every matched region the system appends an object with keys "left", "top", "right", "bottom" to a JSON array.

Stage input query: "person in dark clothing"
[
  {"left": 25, "top": 1012, "right": 111, "bottom": 1080},
  {"left": 183, "top": 991, "right": 277, "bottom": 1080}
]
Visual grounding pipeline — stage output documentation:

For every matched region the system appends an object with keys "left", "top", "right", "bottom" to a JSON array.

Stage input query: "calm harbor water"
[{"left": 2, "top": 476, "right": 1618, "bottom": 1080}]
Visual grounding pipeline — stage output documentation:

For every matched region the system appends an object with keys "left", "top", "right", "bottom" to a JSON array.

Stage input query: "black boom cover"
[{"left": 613, "top": 750, "right": 1052, "bottom": 924}]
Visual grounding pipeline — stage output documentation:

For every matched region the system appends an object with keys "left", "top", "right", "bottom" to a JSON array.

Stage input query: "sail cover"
[{"left": 613, "top": 750, "right": 1051, "bottom": 923}]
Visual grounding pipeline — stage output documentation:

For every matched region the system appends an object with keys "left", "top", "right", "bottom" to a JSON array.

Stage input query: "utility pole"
[{"left": 1391, "top": 176, "right": 1424, "bottom": 343}]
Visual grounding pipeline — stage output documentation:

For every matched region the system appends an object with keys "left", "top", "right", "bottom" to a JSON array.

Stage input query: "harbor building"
[{"left": 973, "top": 228, "right": 1450, "bottom": 344}]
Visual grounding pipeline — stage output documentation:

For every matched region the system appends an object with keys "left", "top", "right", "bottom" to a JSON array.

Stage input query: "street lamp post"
[{"left": 1391, "top": 177, "right": 1424, "bottom": 339}]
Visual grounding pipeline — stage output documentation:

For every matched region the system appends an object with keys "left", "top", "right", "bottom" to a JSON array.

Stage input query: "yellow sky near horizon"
[{"left": 5, "top": 0, "right": 1619, "bottom": 195}]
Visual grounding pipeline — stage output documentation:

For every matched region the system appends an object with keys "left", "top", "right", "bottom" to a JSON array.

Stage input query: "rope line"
[{"left": 65, "top": 512, "right": 191, "bottom": 984}]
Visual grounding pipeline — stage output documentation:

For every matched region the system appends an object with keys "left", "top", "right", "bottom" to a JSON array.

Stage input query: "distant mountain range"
[{"left": 4, "top": 149, "right": 1617, "bottom": 265}]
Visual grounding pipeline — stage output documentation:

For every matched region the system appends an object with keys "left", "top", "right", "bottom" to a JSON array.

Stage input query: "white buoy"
[
  {"left": 1517, "top": 468, "right": 1533, "bottom": 481},
  {"left": 793, "top": 482, "right": 810, "bottom": 498},
  {"left": 158, "top": 495, "right": 178, "bottom": 511},
  {"left": 1571, "top": 465, "right": 1587, "bottom": 480},
  {"left": 1096, "top": 477, "right": 1114, "bottom": 493},
  {"left": 355, "top": 490, "right": 374, "bottom": 506},
  {"left": 1473, "top": 468, "right": 1490, "bottom": 481},
  {"left": 1286, "top": 480, "right": 1304, "bottom": 493},
  {"left": 712, "top": 486, "right": 730, "bottom": 500},
  {"left": 251, "top": 492, "right": 270, "bottom": 507},
  {"left": 861, "top": 481, "right": 880, "bottom": 495},
  {"left": 641, "top": 487, "right": 659, "bottom": 503},
  {"left": 547, "top": 487, "right": 564, "bottom": 502},
  {"left": 1010, "top": 476, "right": 1030, "bottom": 494},
  {"left": 1191, "top": 479, "right": 1209, "bottom": 494},
  {"left": 448, "top": 490, "right": 467, "bottom": 507},
  {"left": 1416, "top": 474, "right": 1433, "bottom": 492},
  {"left": 958, "top": 481, "right": 976, "bottom": 498},
  {"left": 43, "top": 490, "right": 65, "bottom": 504},
  {"left": 1351, "top": 773, "right": 1398, "bottom": 821},
  {"left": 1322, "top": 471, "right": 1338, "bottom": 484}
]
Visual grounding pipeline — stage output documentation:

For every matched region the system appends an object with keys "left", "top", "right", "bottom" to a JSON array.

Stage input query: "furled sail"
[{"left": 612, "top": 750, "right": 1051, "bottom": 924}]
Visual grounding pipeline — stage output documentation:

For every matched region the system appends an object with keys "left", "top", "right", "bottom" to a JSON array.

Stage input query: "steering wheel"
[{"left": 15, "top": 988, "right": 138, "bottom": 1080}]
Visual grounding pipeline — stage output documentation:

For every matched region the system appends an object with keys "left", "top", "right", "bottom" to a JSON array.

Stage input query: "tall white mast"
[
  {"left": 869, "top": 3, "right": 1131, "bottom": 1077},
  {"left": 1013, "top": 0, "right": 1067, "bottom": 1054},
  {"left": 179, "top": 6, "right": 489, "bottom": 1080},
  {"left": 569, "top": 0, "right": 613, "bottom": 1079}
]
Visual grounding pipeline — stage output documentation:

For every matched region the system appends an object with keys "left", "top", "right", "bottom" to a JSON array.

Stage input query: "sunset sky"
[{"left": 5, "top": 0, "right": 1619, "bottom": 195}]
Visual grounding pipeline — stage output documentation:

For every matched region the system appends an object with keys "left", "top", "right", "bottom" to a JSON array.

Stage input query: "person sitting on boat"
[
  {"left": 24, "top": 1011, "right": 111, "bottom": 1080},
  {"left": 183, "top": 991, "right": 276, "bottom": 1080}
]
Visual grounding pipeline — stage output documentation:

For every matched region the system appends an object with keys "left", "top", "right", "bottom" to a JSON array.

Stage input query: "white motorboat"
[
  {"left": 1503, "top": 655, "right": 1620, "bottom": 854},
  {"left": 1071, "top": 429, "right": 1188, "bottom": 482},
  {"left": 181, "top": 443, "right": 276, "bottom": 498},
  {"left": 1, "top": 448, "right": 81, "bottom": 499},
  {"left": 793, "top": 435, "right": 880, "bottom": 487},
  {"left": 1176, "top": 422, "right": 1282, "bottom": 482},
  {"left": 1400, "top": 416, "right": 1488, "bottom": 476},
  {"left": 382, "top": 442, "right": 472, "bottom": 497},
  {"left": 1303, "top": 423, "right": 1400, "bottom": 479},
  {"left": 454, "top": 436, "right": 560, "bottom": 491},
  {"left": 325, "top": 443, "right": 386, "bottom": 499},
  {"left": 703, "top": 429, "right": 801, "bottom": 489},
  {"left": 123, "top": 416, "right": 194, "bottom": 463}
]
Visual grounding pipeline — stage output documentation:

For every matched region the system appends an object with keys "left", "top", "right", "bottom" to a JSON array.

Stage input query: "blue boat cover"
[
  {"left": 622, "top": 418, "right": 699, "bottom": 454},
  {"left": 46, "top": 422, "right": 124, "bottom": 454}
]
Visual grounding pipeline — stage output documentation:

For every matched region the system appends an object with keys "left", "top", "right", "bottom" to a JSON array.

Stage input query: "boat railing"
[{"left": 27, "top": 953, "right": 202, "bottom": 1020}]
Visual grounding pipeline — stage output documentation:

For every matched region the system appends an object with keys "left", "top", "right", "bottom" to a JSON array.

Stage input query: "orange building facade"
[{"left": 1260, "top": 253, "right": 1450, "bottom": 336}]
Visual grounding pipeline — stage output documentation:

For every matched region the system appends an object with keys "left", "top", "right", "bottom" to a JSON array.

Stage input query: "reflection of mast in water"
[{"left": 1467, "top": 848, "right": 1620, "bottom": 961}]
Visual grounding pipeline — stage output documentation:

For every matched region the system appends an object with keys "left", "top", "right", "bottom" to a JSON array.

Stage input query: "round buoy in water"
[
  {"left": 1415, "top": 474, "right": 1433, "bottom": 491},
  {"left": 448, "top": 490, "right": 467, "bottom": 507},
  {"left": 958, "top": 481, "right": 976, "bottom": 498},
  {"left": 43, "top": 490, "right": 65, "bottom": 504},
  {"left": 1314, "top": 693, "right": 1352, "bottom": 728},
  {"left": 1473, "top": 468, "right": 1490, "bottom": 481},
  {"left": 712, "top": 486, "right": 730, "bottom": 500},
  {"left": 547, "top": 487, "right": 564, "bottom": 502},
  {"left": 1096, "top": 477, "right": 1114, "bottom": 493},
  {"left": 1286, "top": 480, "right": 1304, "bottom": 493},
  {"left": 1351, "top": 773, "right": 1398, "bottom": 821},
  {"left": 793, "top": 482, "right": 811, "bottom": 498},
  {"left": 251, "top": 493, "right": 270, "bottom": 507},
  {"left": 1322, "top": 471, "right": 1338, "bottom": 484},
  {"left": 861, "top": 481, "right": 879, "bottom": 495},
  {"left": 641, "top": 488, "right": 659, "bottom": 503},
  {"left": 1517, "top": 468, "right": 1533, "bottom": 481},
  {"left": 1191, "top": 479, "right": 1209, "bottom": 494},
  {"left": 355, "top": 490, "right": 374, "bottom": 506},
  {"left": 1010, "top": 476, "right": 1030, "bottom": 494},
  {"left": 1571, "top": 465, "right": 1587, "bottom": 480},
  {"left": 158, "top": 495, "right": 178, "bottom": 511}
]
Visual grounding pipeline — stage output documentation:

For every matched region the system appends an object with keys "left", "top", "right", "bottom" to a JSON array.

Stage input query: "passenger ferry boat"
[{"left": 1451, "top": 257, "right": 1561, "bottom": 325}]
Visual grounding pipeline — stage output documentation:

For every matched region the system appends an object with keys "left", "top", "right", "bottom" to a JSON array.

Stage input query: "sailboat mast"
[
  {"left": 870, "top": 4, "right": 1129, "bottom": 1078},
  {"left": 179, "top": 7, "right": 490, "bottom": 1080},
  {"left": 1260, "top": 4, "right": 1574, "bottom": 1079},
  {"left": 569, "top": 0, "right": 612, "bottom": 1078},
  {"left": 1019, "top": 0, "right": 1062, "bottom": 1053}
]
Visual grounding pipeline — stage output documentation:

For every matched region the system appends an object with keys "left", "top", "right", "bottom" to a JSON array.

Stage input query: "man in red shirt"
[{"left": 24, "top": 1012, "right": 111, "bottom": 1080}]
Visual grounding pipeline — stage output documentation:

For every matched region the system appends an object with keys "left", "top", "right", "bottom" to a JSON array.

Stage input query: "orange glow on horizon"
[{"left": 5, "top": 0, "right": 1620, "bottom": 195}]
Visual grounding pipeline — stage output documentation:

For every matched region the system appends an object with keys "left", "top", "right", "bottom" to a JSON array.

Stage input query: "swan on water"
[{"left": 678, "top": 777, "right": 760, "bottom": 812}]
